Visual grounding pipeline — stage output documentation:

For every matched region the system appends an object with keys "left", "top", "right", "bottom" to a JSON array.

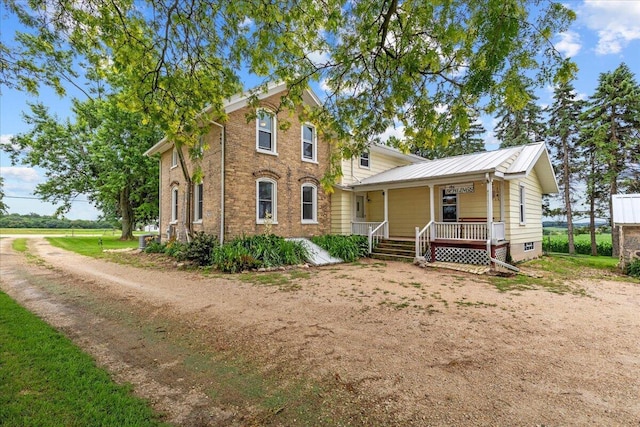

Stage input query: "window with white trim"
[
  {"left": 301, "top": 184, "right": 317, "bottom": 223},
  {"left": 256, "top": 110, "right": 276, "bottom": 154},
  {"left": 256, "top": 178, "right": 277, "bottom": 223},
  {"left": 301, "top": 124, "right": 316, "bottom": 162},
  {"left": 171, "top": 187, "right": 179, "bottom": 223},
  {"left": 194, "top": 183, "right": 203, "bottom": 222},
  {"left": 524, "top": 242, "right": 534, "bottom": 251},
  {"left": 519, "top": 183, "right": 526, "bottom": 224},
  {"left": 171, "top": 148, "right": 178, "bottom": 168},
  {"left": 359, "top": 151, "right": 370, "bottom": 168}
]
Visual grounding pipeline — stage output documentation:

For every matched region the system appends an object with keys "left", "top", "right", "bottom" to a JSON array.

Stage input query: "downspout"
[
  {"left": 486, "top": 173, "right": 493, "bottom": 261},
  {"left": 210, "top": 120, "right": 225, "bottom": 244},
  {"left": 158, "top": 156, "right": 163, "bottom": 241}
]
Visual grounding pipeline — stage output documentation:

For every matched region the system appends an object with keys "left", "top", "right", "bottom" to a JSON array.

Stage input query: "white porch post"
[
  {"left": 383, "top": 188, "right": 389, "bottom": 238},
  {"left": 429, "top": 184, "right": 435, "bottom": 240},
  {"left": 500, "top": 180, "right": 505, "bottom": 221},
  {"left": 486, "top": 174, "right": 493, "bottom": 253}
]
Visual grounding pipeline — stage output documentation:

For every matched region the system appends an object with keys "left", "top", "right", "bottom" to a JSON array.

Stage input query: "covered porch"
[{"left": 350, "top": 177, "right": 512, "bottom": 268}]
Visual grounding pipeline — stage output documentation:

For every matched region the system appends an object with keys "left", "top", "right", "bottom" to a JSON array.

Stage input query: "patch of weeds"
[
  {"left": 238, "top": 272, "right": 301, "bottom": 291},
  {"left": 409, "top": 282, "right": 422, "bottom": 289},
  {"left": 455, "top": 299, "right": 497, "bottom": 308},
  {"left": 378, "top": 300, "right": 410, "bottom": 310},
  {"left": 11, "top": 238, "right": 28, "bottom": 252},
  {"left": 489, "top": 273, "right": 587, "bottom": 296}
]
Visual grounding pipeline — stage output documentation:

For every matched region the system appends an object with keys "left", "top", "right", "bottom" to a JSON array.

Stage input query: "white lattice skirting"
[
  {"left": 435, "top": 247, "right": 490, "bottom": 265},
  {"left": 494, "top": 246, "right": 507, "bottom": 263}
]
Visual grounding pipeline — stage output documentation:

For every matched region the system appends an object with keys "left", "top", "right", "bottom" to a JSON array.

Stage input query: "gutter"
[{"left": 209, "top": 120, "right": 225, "bottom": 244}]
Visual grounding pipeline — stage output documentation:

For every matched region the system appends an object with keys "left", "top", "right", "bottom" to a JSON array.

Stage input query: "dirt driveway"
[{"left": 1, "top": 237, "right": 639, "bottom": 426}]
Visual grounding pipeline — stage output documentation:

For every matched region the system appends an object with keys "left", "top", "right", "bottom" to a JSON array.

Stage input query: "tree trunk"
[
  {"left": 119, "top": 187, "right": 135, "bottom": 240},
  {"left": 562, "top": 137, "right": 575, "bottom": 255},
  {"left": 589, "top": 193, "right": 597, "bottom": 257},
  {"left": 610, "top": 178, "right": 620, "bottom": 257}
]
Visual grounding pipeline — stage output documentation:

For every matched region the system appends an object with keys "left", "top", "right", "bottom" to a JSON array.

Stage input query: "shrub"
[
  {"left": 144, "top": 240, "right": 165, "bottom": 254},
  {"left": 164, "top": 240, "right": 188, "bottom": 261},
  {"left": 211, "top": 234, "right": 308, "bottom": 273},
  {"left": 626, "top": 259, "right": 640, "bottom": 278},
  {"left": 310, "top": 234, "right": 369, "bottom": 262},
  {"left": 184, "top": 232, "right": 218, "bottom": 266}
]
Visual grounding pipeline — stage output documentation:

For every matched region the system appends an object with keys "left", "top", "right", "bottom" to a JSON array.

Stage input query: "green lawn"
[
  {"left": 0, "top": 291, "right": 167, "bottom": 427},
  {"left": 46, "top": 236, "right": 140, "bottom": 257}
]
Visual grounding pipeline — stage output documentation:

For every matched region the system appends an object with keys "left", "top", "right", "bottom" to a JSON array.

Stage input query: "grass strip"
[
  {"left": 46, "top": 236, "right": 139, "bottom": 257},
  {"left": 0, "top": 291, "right": 167, "bottom": 427}
]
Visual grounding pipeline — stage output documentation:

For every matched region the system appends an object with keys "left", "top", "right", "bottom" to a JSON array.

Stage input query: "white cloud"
[
  {"left": 379, "top": 125, "right": 405, "bottom": 143},
  {"left": 0, "top": 166, "right": 41, "bottom": 183},
  {"left": 0, "top": 134, "right": 13, "bottom": 146},
  {"left": 579, "top": 1, "right": 640, "bottom": 55},
  {"left": 555, "top": 31, "right": 582, "bottom": 58}
]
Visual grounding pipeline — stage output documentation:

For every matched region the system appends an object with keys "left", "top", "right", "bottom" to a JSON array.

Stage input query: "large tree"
[
  {"left": 546, "top": 81, "right": 584, "bottom": 255},
  {"left": 0, "top": 177, "right": 8, "bottom": 216},
  {"left": 4, "top": 98, "right": 162, "bottom": 240},
  {"left": 3, "top": 0, "right": 576, "bottom": 234},
  {"left": 494, "top": 80, "right": 545, "bottom": 148},
  {"left": 413, "top": 111, "right": 486, "bottom": 159},
  {"left": 580, "top": 63, "right": 640, "bottom": 257}
]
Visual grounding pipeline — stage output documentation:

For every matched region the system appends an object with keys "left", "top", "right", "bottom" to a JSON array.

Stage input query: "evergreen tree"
[
  {"left": 0, "top": 177, "right": 8, "bottom": 216},
  {"left": 546, "top": 81, "right": 584, "bottom": 255},
  {"left": 413, "top": 111, "right": 486, "bottom": 159},
  {"left": 581, "top": 63, "right": 640, "bottom": 257},
  {"left": 495, "top": 81, "right": 545, "bottom": 148}
]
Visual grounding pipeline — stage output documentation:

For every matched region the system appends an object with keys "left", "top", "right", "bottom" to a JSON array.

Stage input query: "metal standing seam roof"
[
  {"left": 356, "top": 142, "right": 550, "bottom": 186},
  {"left": 612, "top": 194, "right": 640, "bottom": 225}
]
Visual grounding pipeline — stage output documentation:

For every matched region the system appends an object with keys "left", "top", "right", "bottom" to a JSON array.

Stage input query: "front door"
[
  {"left": 355, "top": 195, "right": 365, "bottom": 219},
  {"left": 442, "top": 190, "right": 457, "bottom": 222}
]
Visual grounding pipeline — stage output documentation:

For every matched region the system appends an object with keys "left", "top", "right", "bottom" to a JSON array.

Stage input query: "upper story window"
[
  {"left": 359, "top": 151, "right": 370, "bottom": 169},
  {"left": 171, "top": 148, "right": 178, "bottom": 168},
  {"left": 194, "top": 183, "right": 203, "bottom": 222},
  {"left": 301, "top": 124, "right": 317, "bottom": 162},
  {"left": 194, "top": 135, "right": 205, "bottom": 157},
  {"left": 519, "top": 183, "right": 526, "bottom": 224},
  {"left": 256, "top": 110, "right": 277, "bottom": 155},
  {"left": 171, "top": 186, "right": 179, "bottom": 223},
  {"left": 256, "top": 178, "right": 277, "bottom": 224},
  {"left": 301, "top": 184, "right": 317, "bottom": 223}
]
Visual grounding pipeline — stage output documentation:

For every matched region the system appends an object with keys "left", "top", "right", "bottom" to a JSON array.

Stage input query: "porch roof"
[{"left": 353, "top": 143, "right": 558, "bottom": 194}]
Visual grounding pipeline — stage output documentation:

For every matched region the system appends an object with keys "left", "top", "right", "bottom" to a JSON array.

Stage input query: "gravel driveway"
[{"left": 1, "top": 237, "right": 639, "bottom": 426}]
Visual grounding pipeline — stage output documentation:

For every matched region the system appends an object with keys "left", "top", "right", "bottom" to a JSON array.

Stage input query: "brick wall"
[{"left": 158, "top": 92, "right": 331, "bottom": 241}]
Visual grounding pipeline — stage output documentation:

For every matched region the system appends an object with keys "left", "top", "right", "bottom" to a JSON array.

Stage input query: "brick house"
[{"left": 144, "top": 83, "right": 331, "bottom": 243}]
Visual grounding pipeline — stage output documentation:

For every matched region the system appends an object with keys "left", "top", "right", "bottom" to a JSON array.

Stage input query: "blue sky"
[{"left": 1, "top": 1, "right": 640, "bottom": 220}]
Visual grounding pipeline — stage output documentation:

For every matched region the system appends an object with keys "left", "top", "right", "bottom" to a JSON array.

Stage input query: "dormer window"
[
  {"left": 171, "top": 148, "right": 178, "bottom": 168},
  {"left": 256, "top": 110, "right": 277, "bottom": 155},
  {"left": 359, "top": 151, "right": 370, "bottom": 169}
]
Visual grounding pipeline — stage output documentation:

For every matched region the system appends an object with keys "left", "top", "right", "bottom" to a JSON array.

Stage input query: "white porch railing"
[
  {"left": 434, "top": 222, "right": 488, "bottom": 240},
  {"left": 415, "top": 220, "right": 434, "bottom": 259},
  {"left": 352, "top": 221, "right": 383, "bottom": 236},
  {"left": 432, "top": 221, "right": 506, "bottom": 242},
  {"left": 368, "top": 221, "right": 388, "bottom": 253}
]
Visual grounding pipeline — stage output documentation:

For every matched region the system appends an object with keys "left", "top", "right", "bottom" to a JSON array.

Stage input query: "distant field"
[{"left": 543, "top": 228, "right": 612, "bottom": 256}]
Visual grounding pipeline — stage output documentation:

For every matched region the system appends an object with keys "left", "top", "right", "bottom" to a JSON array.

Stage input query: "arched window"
[
  {"left": 171, "top": 186, "right": 179, "bottom": 223},
  {"left": 301, "top": 183, "right": 317, "bottom": 223},
  {"left": 256, "top": 178, "right": 277, "bottom": 223},
  {"left": 256, "top": 109, "right": 277, "bottom": 154}
]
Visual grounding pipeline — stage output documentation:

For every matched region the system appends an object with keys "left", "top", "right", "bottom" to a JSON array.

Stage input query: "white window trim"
[
  {"left": 171, "top": 148, "right": 178, "bottom": 169},
  {"left": 171, "top": 186, "right": 179, "bottom": 224},
  {"left": 256, "top": 109, "right": 278, "bottom": 156},
  {"left": 359, "top": 151, "right": 370, "bottom": 169},
  {"left": 301, "top": 123, "right": 318, "bottom": 163},
  {"left": 301, "top": 183, "right": 318, "bottom": 224},
  {"left": 519, "top": 183, "right": 526, "bottom": 225},
  {"left": 524, "top": 242, "right": 534, "bottom": 251},
  {"left": 256, "top": 178, "right": 278, "bottom": 224},
  {"left": 194, "top": 182, "right": 203, "bottom": 223}
]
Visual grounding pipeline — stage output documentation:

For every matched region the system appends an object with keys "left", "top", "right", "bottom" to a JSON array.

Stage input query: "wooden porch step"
[{"left": 371, "top": 239, "right": 415, "bottom": 262}]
